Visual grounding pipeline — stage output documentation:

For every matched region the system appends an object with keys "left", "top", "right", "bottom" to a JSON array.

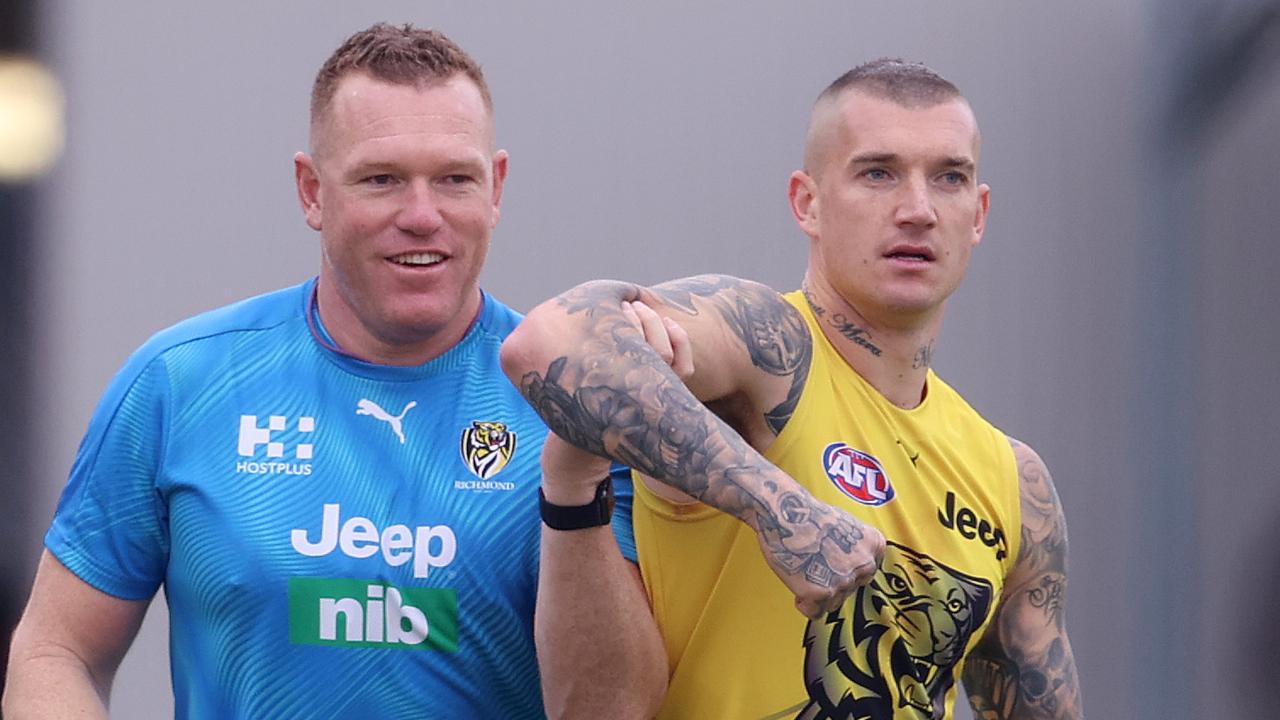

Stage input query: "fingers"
[
  {"left": 796, "top": 597, "right": 824, "bottom": 620},
  {"left": 867, "top": 526, "right": 886, "bottom": 567},
  {"left": 663, "top": 316, "right": 694, "bottom": 380},
  {"left": 621, "top": 300, "right": 694, "bottom": 379},
  {"left": 624, "top": 301, "right": 675, "bottom": 368},
  {"left": 620, "top": 300, "right": 642, "bottom": 333},
  {"left": 794, "top": 561, "right": 878, "bottom": 620},
  {"left": 762, "top": 500, "right": 885, "bottom": 620}
]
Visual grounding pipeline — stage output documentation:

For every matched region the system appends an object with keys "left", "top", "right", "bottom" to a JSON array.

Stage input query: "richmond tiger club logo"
[
  {"left": 799, "top": 542, "right": 995, "bottom": 720},
  {"left": 823, "top": 442, "right": 895, "bottom": 507},
  {"left": 459, "top": 420, "right": 517, "bottom": 481}
]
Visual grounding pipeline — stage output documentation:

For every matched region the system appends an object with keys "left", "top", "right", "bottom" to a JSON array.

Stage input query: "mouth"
[
  {"left": 884, "top": 245, "right": 935, "bottom": 263},
  {"left": 389, "top": 251, "right": 446, "bottom": 268},
  {"left": 911, "top": 658, "right": 937, "bottom": 684}
]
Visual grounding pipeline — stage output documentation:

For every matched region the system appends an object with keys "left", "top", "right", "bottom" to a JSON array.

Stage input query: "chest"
[
  {"left": 769, "top": 387, "right": 1017, "bottom": 600},
  {"left": 154, "top": 355, "right": 547, "bottom": 621}
]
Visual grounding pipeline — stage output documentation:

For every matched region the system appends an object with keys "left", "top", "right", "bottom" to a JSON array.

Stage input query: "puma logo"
[
  {"left": 896, "top": 439, "right": 920, "bottom": 467},
  {"left": 356, "top": 399, "right": 418, "bottom": 444}
]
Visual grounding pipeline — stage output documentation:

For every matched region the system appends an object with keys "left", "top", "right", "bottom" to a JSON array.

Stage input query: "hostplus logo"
[{"left": 236, "top": 414, "right": 315, "bottom": 475}]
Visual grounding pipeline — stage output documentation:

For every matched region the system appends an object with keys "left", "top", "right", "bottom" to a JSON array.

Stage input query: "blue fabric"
[
  {"left": 46, "top": 278, "right": 547, "bottom": 719},
  {"left": 610, "top": 462, "right": 638, "bottom": 563}
]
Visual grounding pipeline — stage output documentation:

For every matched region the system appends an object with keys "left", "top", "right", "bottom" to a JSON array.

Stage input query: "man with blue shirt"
[{"left": 2, "top": 23, "right": 662, "bottom": 719}]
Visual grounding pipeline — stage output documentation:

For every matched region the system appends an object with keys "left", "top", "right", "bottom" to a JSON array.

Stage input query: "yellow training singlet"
[{"left": 633, "top": 291, "right": 1022, "bottom": 719}]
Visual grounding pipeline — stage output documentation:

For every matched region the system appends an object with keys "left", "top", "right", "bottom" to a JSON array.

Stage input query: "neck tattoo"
[
  {"left": 912, "top": 342, "right": 934, "bottom": 369},
  {"left": 802, "top": 288, "right": 883, "bottom": 358}
]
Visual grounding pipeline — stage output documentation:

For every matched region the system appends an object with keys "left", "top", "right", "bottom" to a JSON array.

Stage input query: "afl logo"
[{"left": 823, "top": 442, "right": 895, "bottom": 506}]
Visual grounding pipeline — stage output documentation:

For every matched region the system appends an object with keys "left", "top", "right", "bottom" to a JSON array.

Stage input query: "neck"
[
  {"left": 312, "top": 281, "right": 481, "bottom": 366},
  {"left": 800, "top": 275, "right": 942, "bottom": 410}
]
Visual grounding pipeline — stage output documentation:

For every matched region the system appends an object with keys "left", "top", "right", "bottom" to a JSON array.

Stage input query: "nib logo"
[{"left": 288, "top": 578, "right": 457, "bottom": 652}]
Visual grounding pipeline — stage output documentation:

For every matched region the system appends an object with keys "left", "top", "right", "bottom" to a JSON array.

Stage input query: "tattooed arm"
[
  {"left": 500, "top": 275, "right": 884, "bottom": 618},
  {"left": 534, "top": 302, "right": 678, "bottom": 719},
  {"left": 962, "top": 439, "right": 1084, "bottom": 719}
]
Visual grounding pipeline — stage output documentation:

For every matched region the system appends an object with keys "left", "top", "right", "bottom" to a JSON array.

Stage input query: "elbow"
[
  {"left": 500, "top": 280, "right": 635, "bottom": 387},
  {"left": 500, "top": 300, "right": 562, "bottom": 387},
  {"left": 499, "top": 321, "right": 539, "bottom": 388}
]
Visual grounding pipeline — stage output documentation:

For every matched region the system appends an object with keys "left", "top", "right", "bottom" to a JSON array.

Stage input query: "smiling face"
[
  {"left": 790, "top": 90, "right": 989, "bottom": 328},
  {"left": 294, "top": 72, "right": 507, "bottom": 364}
]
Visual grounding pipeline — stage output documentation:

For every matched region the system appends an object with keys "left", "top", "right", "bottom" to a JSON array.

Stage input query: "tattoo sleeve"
[
  {"left": 509, "top": 276, "right": 864, "bottom": 591},
  {"left": 649, "top": 277, "right": 810, "bottom": 435},
  {"left": 962, "top": 439, "right": 1084, "bottom": 720}
]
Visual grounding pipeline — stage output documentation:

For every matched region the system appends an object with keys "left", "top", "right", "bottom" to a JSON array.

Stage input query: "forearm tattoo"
[
  {"left": 519, "top": 277, "right": 864, "bottom": 590},
  {"left": 963, "top": 439, "right": 1083, "bottom": 719},
  {"left": 801, "top": 287, "right": 883, "bottom": 358}
]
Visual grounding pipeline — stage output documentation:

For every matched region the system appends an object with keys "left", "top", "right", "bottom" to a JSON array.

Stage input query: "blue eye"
[
  {"left": 367, "top": 174, "right": 395, "bottom": 186},
  {"left": 941, "top": 172, "right": 967, "bottom": 185},
  {"left": 864, "top": 168, "right": 890, "bottom": 181}
]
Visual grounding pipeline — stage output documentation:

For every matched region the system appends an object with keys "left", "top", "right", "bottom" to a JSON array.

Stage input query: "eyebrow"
[
  {"left": 848, "top": 152, "right": 975, "bottom": 173},
  {"left": 939, "top": 157, "right": 976, "bottom": 172},
  {"left": 849, "top": 152, "right": 899, "bottom": 165}
]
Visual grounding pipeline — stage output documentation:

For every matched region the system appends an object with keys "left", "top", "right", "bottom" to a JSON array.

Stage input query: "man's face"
[
  {"left": 792, "top": 91, "right": 989, "bottom": 325},
  {"left": 295, "top": 72, "right": 507, "bottom": 363}
]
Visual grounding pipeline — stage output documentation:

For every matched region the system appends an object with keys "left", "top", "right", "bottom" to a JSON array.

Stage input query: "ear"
[
  {"left": 788, "top": 170, "right": 820, "bottom": 239},
  {"left": 294, "top": 151, "right": 323, "bottom": 231},
  {"left": 971, "top": 182, "right": 991, "bottom": 246},
  {"left": 488, "top": 149, "right": 509, "bottom": 226}
]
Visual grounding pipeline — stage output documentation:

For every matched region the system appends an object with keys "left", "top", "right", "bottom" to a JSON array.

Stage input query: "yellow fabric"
[{"left": 634, "top": 291, "right": 1021, "bottom": 720}]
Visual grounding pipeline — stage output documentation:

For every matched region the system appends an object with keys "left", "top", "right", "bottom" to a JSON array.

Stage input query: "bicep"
[
  {"left": 642, "top": 275, "right": 811, "bottom": 428},
  {"left": 10, "top": 551, "right": 150, "bottom": 690},
  {"left": 963, "top": 439, "right": 1082, "bottom": 719}
]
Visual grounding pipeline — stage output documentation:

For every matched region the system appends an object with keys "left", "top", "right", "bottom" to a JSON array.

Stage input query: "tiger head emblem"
[
  {"left": 799, "top": 542, "right": 994, "bottom": 720},
  {"left": 459, "top": 420, "right": 517, "bottom": 480}
]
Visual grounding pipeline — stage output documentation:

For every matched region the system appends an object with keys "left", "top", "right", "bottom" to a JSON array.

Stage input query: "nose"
[
  {"left": 397, "top": 180, "right": 445, "bottom": 236},
  {"left": 894, "top": 176, "right": 937, "bottom": 228}
]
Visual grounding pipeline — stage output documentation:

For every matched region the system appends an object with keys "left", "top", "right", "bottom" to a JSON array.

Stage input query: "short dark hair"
[
  {"left": 310, "top": 23, "right": 492, "bottom": 126},
  {"left": 818, "top": 58, "right": 960, "bottom": 108}
]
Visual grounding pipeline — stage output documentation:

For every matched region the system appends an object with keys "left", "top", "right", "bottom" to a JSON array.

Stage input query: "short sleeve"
[{"left": 45, "top": 355, "right": 171, "bottom": 600}]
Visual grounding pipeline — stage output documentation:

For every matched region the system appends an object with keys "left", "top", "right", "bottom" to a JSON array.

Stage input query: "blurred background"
[{"left": 2, "top": 2, "right": 1277, "bottom": 718}]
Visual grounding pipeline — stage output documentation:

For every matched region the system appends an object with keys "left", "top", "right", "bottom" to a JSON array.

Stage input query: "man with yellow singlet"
[{"left": 502, "top": 60, "right": 1084, "bottom": 719}]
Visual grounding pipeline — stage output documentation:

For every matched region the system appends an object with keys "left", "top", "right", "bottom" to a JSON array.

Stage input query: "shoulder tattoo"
[{"left": 653, "top": 276, "right": 811, "bottom": 435}]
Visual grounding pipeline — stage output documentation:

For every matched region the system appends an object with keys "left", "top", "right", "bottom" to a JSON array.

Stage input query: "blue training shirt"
[{"left": 46, "top": 278, "right": 547, "bottom": 719}]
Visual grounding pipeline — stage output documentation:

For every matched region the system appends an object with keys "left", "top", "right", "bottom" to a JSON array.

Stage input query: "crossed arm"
[
  {"left": 962, "top": 439, "right": 1084, "bottom": 719},
  {"left": 500, "top": 275, "right": 884, "bottom": 619}
]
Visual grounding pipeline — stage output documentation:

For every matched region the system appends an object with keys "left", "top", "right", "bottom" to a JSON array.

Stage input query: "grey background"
[{"left": 16, "top": 1, "right": 1279, "bottom": 718}]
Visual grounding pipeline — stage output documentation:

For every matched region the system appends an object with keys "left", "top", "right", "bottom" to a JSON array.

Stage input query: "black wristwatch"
[{"left": 539, "top": 476, "right": 615, "bottom": 530}]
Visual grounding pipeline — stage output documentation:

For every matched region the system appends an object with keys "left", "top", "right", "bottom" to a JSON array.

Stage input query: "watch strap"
[{"left": 539, "top": 476, "right": 615, "bottom": 530}]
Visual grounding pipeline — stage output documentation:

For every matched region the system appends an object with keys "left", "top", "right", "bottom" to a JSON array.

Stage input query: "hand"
[
  {"left": 752, "top": 490, "right": 885, "bottom": 619},
  {"left": 622, "top": 300, "right": 692, "bottom": 381}
]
